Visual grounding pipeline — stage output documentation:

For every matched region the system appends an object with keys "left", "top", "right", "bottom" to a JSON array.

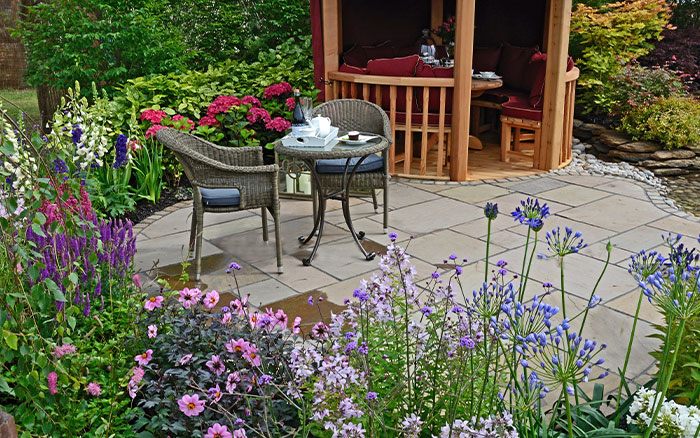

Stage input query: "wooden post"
[
  {"left": 431, "top": 0, "right": 444, "bottom": 43},
  {"left": 322, "top": 0, "right": 341, "bottom": 100},
  {"left": 539, "top": 0, "right": 572, "bottom": 170},
  {"left": 450, "top": 0, "right": 476, "bottom": 181}
]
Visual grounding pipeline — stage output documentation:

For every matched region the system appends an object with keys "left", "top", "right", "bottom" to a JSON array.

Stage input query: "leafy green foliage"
[
  {"left": 650, "top": 317, "right": 700, "bottom": 405},
  {"left": 570, "top": 0, "right": 672, "bottom": 117},
  {"left": 12, "top": 0, "right": 191, "bottom": 96},
  {"left": 620, "top": 96, "right": 700, "bottom": 148},
  {"left": 131, "top": 140, "right": 165, "bottom": 204}
]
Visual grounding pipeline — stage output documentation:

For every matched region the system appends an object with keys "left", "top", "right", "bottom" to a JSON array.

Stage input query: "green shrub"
[
  {"left": 12, "top": 0, "right": 191, "bottom": 97},
  {"left": 620, "top": 96, "right": 700, "bottom": 148},
  {"left": 570, "top": 0, "right": 672, "bottom": 116}
]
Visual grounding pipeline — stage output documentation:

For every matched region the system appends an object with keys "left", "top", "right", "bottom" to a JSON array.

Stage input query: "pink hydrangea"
[
  {"left": 52, "top": 343, "right": 77, "bottom": 359},
  {"left": 264, "top": 82, "right": 293, "bottom": 99},
  {"left": 207, "top": 95, "right": 241, "bottom": 116},
  {"left": 205, "top": 423, "right": 233, "bottom": 438},
  {"left": 147, "top": 324, "right": 158, "bottom": 338},
  {"left": 178, "top": 394, "right": 206, "bottom": 417},
  {"left": 286, "top": 96, "right": 295, "bottom": 111},
  {"left": 145, "top": 124, "right": 167, "bottom": 139},
  {"left": 47, "top": 372, "right": 58, "bottom": 394},
  {"left": 265, "top": 117, "right": 291, "bottom": 132},
  {"left": 140, "top": 109, "right": 167, "bottom": 124},
  {"left": 199, "top": 115, "right": 220, "bottom": 127},
  {"left": 241, "top": 95, "right": 261, "bottom": 107},
  {"left": 144, "top": 295, "right": 163, "bottom": 311},
  {"left": 86, "top": 382, "right": 101, "bottom": 396},
  {"left": 171, "top": 114, "right": 195, "bottom": 131},
  {"left": 204, "top": 290, "right": 220, "bottom": 309},
  {"left": 134, "top": 349, "right": 153, "bottom": 366},
  {"left": 246, "top": 107, "right": 272, "bottom": 124}
]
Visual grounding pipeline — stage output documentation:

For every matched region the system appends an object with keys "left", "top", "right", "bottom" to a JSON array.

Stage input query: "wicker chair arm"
[{"left": 156, "top": 128, "right": 264, "bottom": 166}]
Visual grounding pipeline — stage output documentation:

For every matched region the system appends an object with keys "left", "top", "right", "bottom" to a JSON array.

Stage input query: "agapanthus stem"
[
  {"left": 643, "top": 318, "right": 687, "bottom": 438},
  {"left": 521, "top": 232, "right": 538, "bottom": 296},
  {"left": 485, "top": 219, "right": 492, "bottom": 283},
  {"left": 579, "top": 248, "right": 610, "bottom": 334},
  {"left": 519, "top": 228, "right": 532, "bottom": 302},
  {"left": 564, "top": 386, "right": 574, "bottom": 438},
  {"left": 615, "top": 289, "right": 644, "bottom": 423}
]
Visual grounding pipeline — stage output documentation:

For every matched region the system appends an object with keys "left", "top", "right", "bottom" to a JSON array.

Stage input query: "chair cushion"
[
  {"left": 473, "top": 46, "right": 502, "bottom": 73},
  {"left": 367, "top": 55, "right": 421, "bottom": 77},
  {"left": 502, "top": 94, "right": 543, "bottom": 121},
  {"left": 343, "top": 46, "right": 369, "bottom": 67},
  {"left": 339, "top": 63, "right": 369, "bottom": 75},
  {"left": 316, "top": 154, "right": 384, "bottom": 174},
  {"left": 529, "top": 53, "right": 575, "bottom": 108},
  {"left": 200, "top": 188, "right": 241, "bottom": 207},
  {"left": 497, "top": 44, "right": 539, "bottom": 92},
  {"left": 395, "top": 111, "right": 452, "bottom": 126}
]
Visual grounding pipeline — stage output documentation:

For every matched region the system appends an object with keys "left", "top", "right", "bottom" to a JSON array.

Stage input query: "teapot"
[{"left": 311, "top": 116, "right": 332, "bottom": 137}]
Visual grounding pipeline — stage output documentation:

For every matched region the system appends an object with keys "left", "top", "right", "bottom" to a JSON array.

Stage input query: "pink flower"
[
  {"left": 144, "top": 295, "right": 163, "bottom": 311},
  {"left": 249, "top": 312, "right": 261, "bottom": 328},
  {"left": 127, "top": 381, "right": 138, "bottom": 398},
  {"left": 312, "top": 322, "right": 329, "bottom": 340},
  {"left": 178, "top": 394, "right": 205, "bottom": 417},
  {"left": 199, "top": 115, "right": 220, "bottom": 127},
  {"left": 225, "top": 338, "right": 251, "bottom": 354},
  {"left": 207, "top": 95, "right": 241, "bottom": 116},
  {"left": 179, "top": 354, "right": 193, "bottom": 365},
  {"left": 233, "top": 429, "right": 247, "bottom": 438},
  {"left": 265, "top": 117, "right": 291, "bottom": 132},
  {"left": 134, "top": 349, "right": 153, "bottom": 366},
  {"left": 132, "top": 274, "right": 142, "bottom": 288},
  {"left": 47, "top": 372, "right": 58, "bottom": 394},
  {"left": 274, "top": 309, "right": 288, "bottom": 329},
  {"left": 140, "top": 109, "right": 167, "bottom": 124},
  {"left": 206, "top": 354, "right": 226, "bottom": 376},
  {"left": 127, "top": 140, "right": 141, "bottom": 151},
  {"left": 241, "top": 95, "right": 261, "bottom": 107},
  {"left": 145, "top": 124, "right": 167, "bottom": 139},
  {"left": 292, "top": 316, "right": 302, "bottom": 334},
  {"left": 147, "top": 324, "right": 158, "bottom": 338},
  {"left": 244, "top": 348, "right": 262, "bottom": 367},
  {"left": 178, "top": 287, "right": 202, "bottom": 308},
  {"left": 131, "top": 367, "right": 145, "bottom": 384},
  {"left": 222, "top": 312, "right": 232, "bottom": 324},
  {"left": 86, "top": 382, "right": 101, "bottom": 396},
  {"left": 205, "top": 423, "right": 233, "bottom": 438},
  {"left": 264, "top": 82, "right": 293, "bottom": 99},
  {"left": 171, "top": 114, "right": 195, "bottom": 131},
  {"left": 246, "top": 107, "right": 271, "bottom": 124},
  {"left": 52, "top": 343, "right": 77, "bottom": 359},
  {"left": 208, "top": 384, "right": 223, "bottom": 402},
  {"left": 286, "top": 96, "right": 295, "bottom": 110},
  {"left": 204, "top": 290, "right": 220, "bottom": 309},
  {"left": 230, "top": 298, "right": 247, "bottom": 316},
  {"left": 226, "top": 372, "right": 241, "bottom": 393}
]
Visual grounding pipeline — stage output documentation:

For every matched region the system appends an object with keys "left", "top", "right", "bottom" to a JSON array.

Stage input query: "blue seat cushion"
[
  {"left": 316, "top": 154, "right": 383, "bottom": 174},
  {"left": 200, "top": 188, "right": 240, "bottom": 207}
]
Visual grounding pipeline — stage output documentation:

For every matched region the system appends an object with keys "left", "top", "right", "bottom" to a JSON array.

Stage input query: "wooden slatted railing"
[
  {"left": 558, "top": 67, "right": 579, "bottom": 168},
  {"left": 328, "top": 71, "right": 455, "bottom": 179}
]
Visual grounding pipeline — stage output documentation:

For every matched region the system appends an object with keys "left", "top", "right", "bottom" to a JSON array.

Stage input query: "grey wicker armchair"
[
  {"left": 155, "top": 129, "right": 283, "bottom": 280},
  {"left": 312, "top": 99, "right": 392, "bottom": 232}
]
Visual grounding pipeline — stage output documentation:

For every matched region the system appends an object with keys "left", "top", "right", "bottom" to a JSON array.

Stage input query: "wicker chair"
[
  {"left": 155, "top": 129, "right": 283, "bottom": 280},
  {"left": 312, "top": 99, "right": 392, "bottom": 232}
]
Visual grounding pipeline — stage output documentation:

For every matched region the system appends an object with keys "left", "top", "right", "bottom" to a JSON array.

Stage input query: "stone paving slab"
[{"left": 134, "top": 173, "right": 699, "bottom": 387}]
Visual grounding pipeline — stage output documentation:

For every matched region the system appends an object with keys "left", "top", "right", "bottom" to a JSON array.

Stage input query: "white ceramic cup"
[{"left": 312, "top": 116, "right": 332, "bottom": 137}]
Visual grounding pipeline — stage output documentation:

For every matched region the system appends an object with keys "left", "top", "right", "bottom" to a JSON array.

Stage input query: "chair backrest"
[{"left": 312, "top": 99, "right": 393, "bottom": 144}]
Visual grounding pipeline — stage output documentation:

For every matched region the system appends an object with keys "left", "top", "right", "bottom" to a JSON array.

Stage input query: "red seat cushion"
[
  {"left": 502, "top": 94, "right": 543, "bottom": 121},
  {"left": 395, "top": 111, "right": 452, "bottom": 126},
  {"left": 343, "top": 46, "right": 369, "bottom": 67},
  {"left": 497, "top": 44, "right": 539, "bottom": 92},
  {"left": 528, "top": 54, "right": 575, "bottom": 108},
  {"left": 473, "top": 46, "right": 502, "bottom": 73},
  {"left": 415, "top": 64, "right": 454, "bottom": 112},
  {"left": 366, "top": 55, "right": 421, "bottom": 77},
  {"left": 338, "top": 64, "right": 368, "bottom": 75}
]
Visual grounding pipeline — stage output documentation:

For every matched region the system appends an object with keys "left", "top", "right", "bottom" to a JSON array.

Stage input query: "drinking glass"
[{"left": 300, "top": 97, "right": 313, "bottom": 124}]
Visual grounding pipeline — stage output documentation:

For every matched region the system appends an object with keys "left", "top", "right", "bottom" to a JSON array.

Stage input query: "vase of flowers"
[{"left": 433, "top": 16, "right": 456, "bottom": 58}]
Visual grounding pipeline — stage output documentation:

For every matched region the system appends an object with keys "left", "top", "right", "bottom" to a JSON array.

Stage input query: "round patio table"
[
  {"left": 275, "top": 134, "right": 390, "bottom": 266},
  {"left": 470, "top": 78, "right": 503, "bottom": 150}
]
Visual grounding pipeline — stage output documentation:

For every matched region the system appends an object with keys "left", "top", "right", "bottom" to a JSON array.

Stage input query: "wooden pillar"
[
  {"left": 322, "top": 0, "right": 341, "bottom": 100},
  {"left": 450, "top": 0, "right": 475, "bottom": 181},
  {"left": 539, "top": 0, "right": 572, "bottom": 170},
  {"left": 431, "top": 0, "right": 444, "bottom": 43}
]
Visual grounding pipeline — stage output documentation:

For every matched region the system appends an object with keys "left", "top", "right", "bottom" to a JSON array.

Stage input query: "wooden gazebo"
[{"left": 309, "top": 0, "right": 578, "bottom": 182}]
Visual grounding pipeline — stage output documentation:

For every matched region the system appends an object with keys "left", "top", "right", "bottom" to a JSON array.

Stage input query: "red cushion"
[
  {"left": 497, "top": 44, "right": 539, "bottom": 92},
  {"left": 395, "top": 111, "right": 452, "bottom": 126},
  {"left": 502, "top": 94, "right": 543, "bottom": 121},
  {"left": 528, "top": 54, "right": 576, "bottom": 108},
  {"left": 339, "top": 64, "right": 368, "bottom": 75},
  {"left": 473, "top": 46, "right": 502, "bottom": 73},
  {"left": 415, "top": 64, "right": 454, "bottom": 112},
  {"left": 366, "top": 55, "right": 421, "bottom": 77},
  {"left": 343, "top": 46, "right": 368, "bottom": 67}
]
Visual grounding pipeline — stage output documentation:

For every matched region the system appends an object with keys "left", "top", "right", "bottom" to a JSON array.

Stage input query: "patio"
[{"left": 134, "top": 173, "right": 699, "bottom": 391}]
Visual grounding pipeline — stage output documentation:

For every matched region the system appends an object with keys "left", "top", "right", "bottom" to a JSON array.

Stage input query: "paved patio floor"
[{"left": 134, "top": 173, "right": 700, "bottom": 391}]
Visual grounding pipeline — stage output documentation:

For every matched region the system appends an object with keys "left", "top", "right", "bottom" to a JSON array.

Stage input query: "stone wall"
[{"left": 573, "top": 119, "right": 700, "bottom": 177}]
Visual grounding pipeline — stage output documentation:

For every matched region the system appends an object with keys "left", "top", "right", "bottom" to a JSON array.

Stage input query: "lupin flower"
[{"left": 546, "top": 226, "right": 587, "bottom": 256}]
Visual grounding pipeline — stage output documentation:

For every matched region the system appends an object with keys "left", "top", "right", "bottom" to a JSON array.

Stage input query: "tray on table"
[{"left": 281, "top": 126, "right": 339, "bottom": 148}]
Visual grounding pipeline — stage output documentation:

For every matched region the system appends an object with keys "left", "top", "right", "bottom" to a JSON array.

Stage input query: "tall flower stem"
[
  {"left": 519, "top": 227, "right": 532, "bottom": 302},
  {"left": 485, "top": 219, "right": 492, "bottom": 283},
  {"left": 643, "top": 318, "right": 687, "bottom": 438},
  {"left": 520, "top": 232, "right": 539, "bottom": 295},
  {"left": 564, "top": 386, "right": 574, "bottom": 438},
  {"left": 615, "top": 289, "right": 644, "bottom": 419}
]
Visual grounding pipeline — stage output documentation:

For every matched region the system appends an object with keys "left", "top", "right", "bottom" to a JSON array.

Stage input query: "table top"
[
  {"left": 275, "top": 133, "right": 389, "bottom": 159},
  {"left": 472, "top": 78, "right": 503, "bottom": 92}
]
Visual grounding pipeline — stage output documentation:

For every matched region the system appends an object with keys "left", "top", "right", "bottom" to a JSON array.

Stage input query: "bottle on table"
[{"left": 291, "top": 89, "right": 306, "bottom": 136}]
